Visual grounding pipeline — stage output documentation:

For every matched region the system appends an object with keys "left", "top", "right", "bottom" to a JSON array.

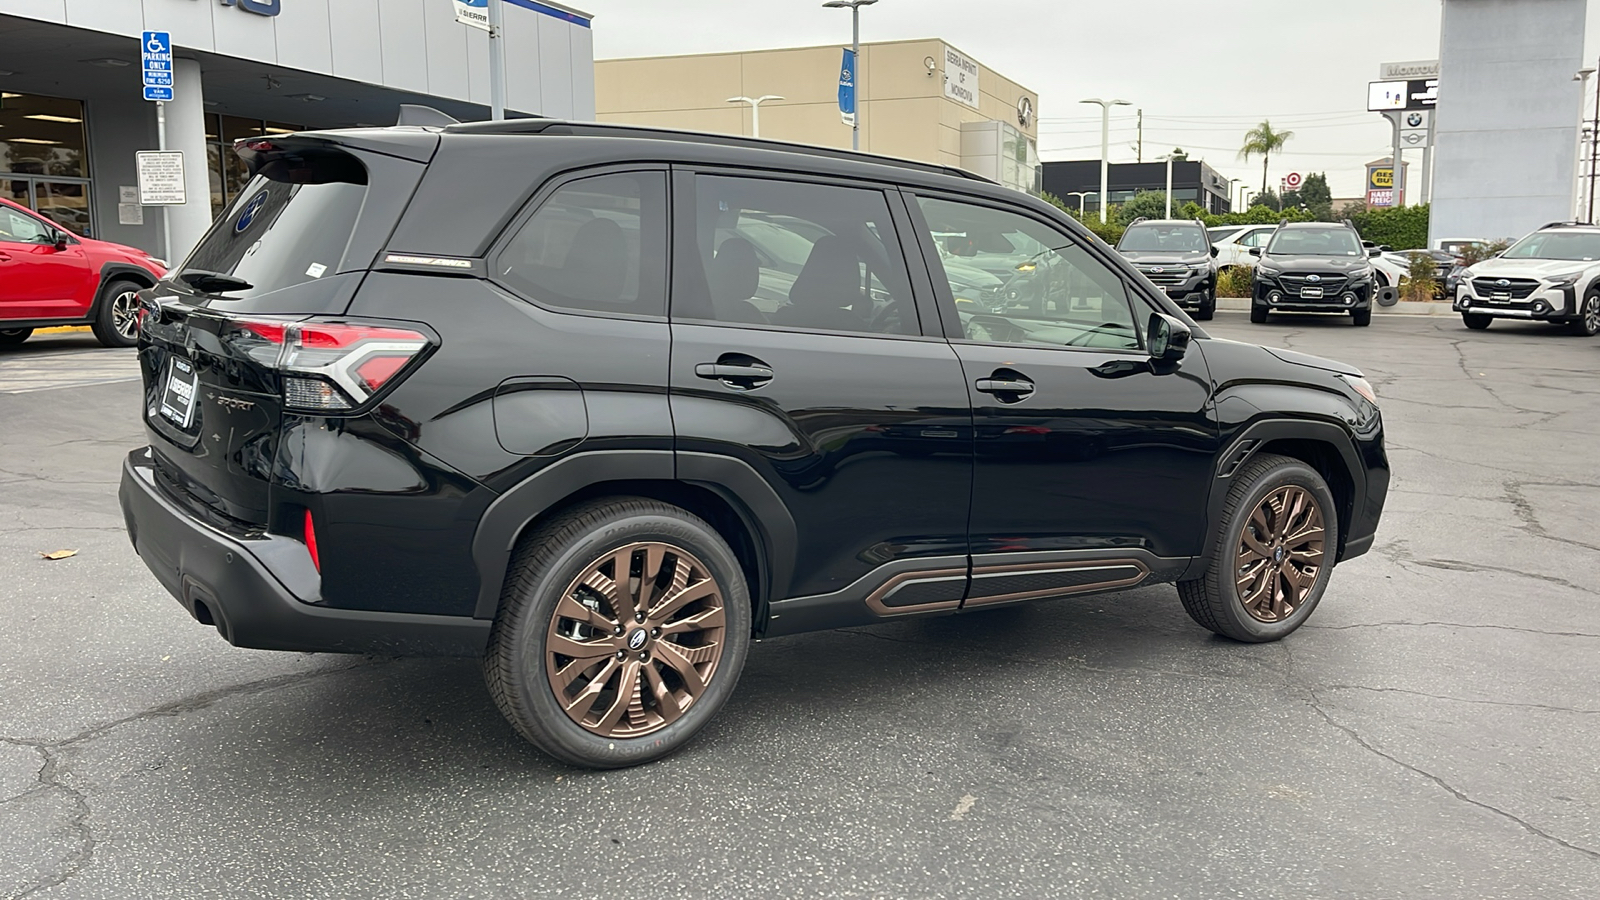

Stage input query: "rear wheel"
[
  {"left": 1566, "top": 291, "right": 1600, "bottom": 336},
  {"left": 1352, "top": 308, "right": 1371, "bottom": 327},
  {"left": 1178, "top": 453, "right": 1338, "bottom": 642},
  {"left": 0, "top": 328, "right": 31, "bottom": 347},
  {"left": 1463, "top": 313, "right": 1493, "bottom": 330},
  {"left": 483, "top": 497, "right": 751, "bottom": 768},
  {"left": 1249, "top": 305, "right": 1268, "bottom": 324},
  {"left": 91, "top": 279, "right": 145, "bottom": 348}
]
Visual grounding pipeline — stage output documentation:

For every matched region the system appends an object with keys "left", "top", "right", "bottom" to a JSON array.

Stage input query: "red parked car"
[{"left": 0, "top": 197, "right": 167, "bottom": 349}]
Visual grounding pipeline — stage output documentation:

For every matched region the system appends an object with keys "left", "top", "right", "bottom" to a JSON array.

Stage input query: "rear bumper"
[{"left": 119, "top": 449, "right": 489, "bottom": 657}]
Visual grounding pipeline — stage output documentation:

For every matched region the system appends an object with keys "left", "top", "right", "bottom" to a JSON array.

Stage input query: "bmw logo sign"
[
  {"left": 1307, "top": 274, "right": 1321, "bottom": 284},
  {"left": 235, "top": 191, "right": 270, "bottom": 234},
  {"left": 1407, "top": 112, "right": 1424, "bottom": 128}
]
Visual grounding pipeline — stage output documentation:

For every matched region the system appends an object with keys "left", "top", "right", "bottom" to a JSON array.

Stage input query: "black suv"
[
  {"left": 119, "top": 117, "right": 1389, "bottom": 769},
  {"left": 1114, "top": 218, "right": 1219, "bottom": 320},
  {"left": 1250, "top": 222, "right": 1381, "bottom": 326}
]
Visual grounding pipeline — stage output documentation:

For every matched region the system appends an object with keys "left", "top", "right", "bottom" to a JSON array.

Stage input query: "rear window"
[{"left": 180, "top": 175, "right": 368, "bottom": 298}]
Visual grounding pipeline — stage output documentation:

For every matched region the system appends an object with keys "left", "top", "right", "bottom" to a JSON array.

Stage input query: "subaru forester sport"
[{"left": 119, "top": 116, "right": 1390, "bottom": 768}]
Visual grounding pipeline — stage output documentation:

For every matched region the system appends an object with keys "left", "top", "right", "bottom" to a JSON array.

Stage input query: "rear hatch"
[{"left": 137, "top": 132, "right": 434, "bottom": 531}]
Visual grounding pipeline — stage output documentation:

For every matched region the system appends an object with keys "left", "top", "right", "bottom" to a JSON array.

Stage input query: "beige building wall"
[{"left": 595, "top": 39, "right": 1038, "bottom": 171}]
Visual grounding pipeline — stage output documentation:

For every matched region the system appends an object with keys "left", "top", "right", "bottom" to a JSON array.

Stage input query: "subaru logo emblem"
[
  {"left": 235, "top": 191, "right": 269, "bottom": 234},
  {"left": 1496, "top": 279, "right": 1510, "bottom": 287},
  {"left": 1307, "top": 274, "right": 1321, "bottom": 284},
  {"left": 626, "top": 629, "right": 648, "bottom": 651}
]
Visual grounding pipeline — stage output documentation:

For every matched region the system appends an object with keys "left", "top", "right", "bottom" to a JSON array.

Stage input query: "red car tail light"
[{"left": 223, "top": 317, "right": 432, "bottom": 411}]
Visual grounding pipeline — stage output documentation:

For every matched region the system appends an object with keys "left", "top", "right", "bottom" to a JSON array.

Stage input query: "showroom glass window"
[{"left": 0, "top": 91, "right": 92, "bottom": 235}]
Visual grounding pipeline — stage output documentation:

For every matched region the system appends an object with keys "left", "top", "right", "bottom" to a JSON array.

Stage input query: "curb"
[{"left": 1215, "top": 298, "right": 1457, "bottom": 317}]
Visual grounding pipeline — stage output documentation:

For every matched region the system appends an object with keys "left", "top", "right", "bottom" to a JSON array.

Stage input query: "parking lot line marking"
[{"left": 0, "top": 349, "right": 140, "bottom": 394}]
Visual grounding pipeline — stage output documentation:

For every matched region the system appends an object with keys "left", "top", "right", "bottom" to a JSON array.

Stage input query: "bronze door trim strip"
[
  {"left": 964, "top": 559, "right": 1150, "bottom": 607},
  {"left": 863, "top": 568, "right": 968, "bottom": 616}
]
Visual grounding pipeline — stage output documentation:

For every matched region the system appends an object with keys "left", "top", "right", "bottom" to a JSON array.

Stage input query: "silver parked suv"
[{"left": 1453, "top": 222, "right": 1600, "bottom": 336}]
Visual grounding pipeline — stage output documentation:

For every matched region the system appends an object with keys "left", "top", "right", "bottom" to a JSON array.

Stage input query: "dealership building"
[
  {"left": 0, "top": 0, "right": 596, "bottom": 262},
  {"left": 596, "top": 40, "right": 1042, "bottom": 194}
]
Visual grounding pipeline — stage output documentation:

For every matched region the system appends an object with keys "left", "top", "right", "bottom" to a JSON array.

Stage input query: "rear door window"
[{"left": 180, "top": 177, "right": 368, "bottom": 298}]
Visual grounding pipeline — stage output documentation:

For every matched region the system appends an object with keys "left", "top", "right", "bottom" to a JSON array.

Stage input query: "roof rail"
[
  {"left": 1341, "top": 218, "right": 1355, "bottom": 229},
  {"left": 1540, "top": 220, "right": 1588, "bottom": 229},
  {"left": 396, "top": 104, "right": 460, "bottom": 127},
  {"left": 1128, "top": 216, "right": 1149, "bottom": 226},
  {"left": 440, "top": 118, "right": 995, "bottom": 183},
  {"left": 1279, "top": 217, "right": 1289, "bottom": 226}
]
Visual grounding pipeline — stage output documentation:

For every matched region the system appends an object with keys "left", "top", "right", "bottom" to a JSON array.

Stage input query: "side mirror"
[
  {"left": 1368, "top": 247, "right": 1382, "bottom": 258},
  {"left": 52, "top": 231, "right": 70, "bottom": 251},
  {"left": 1148, "top": 312, "right": 1191, "bottom": 363},
  {"left": 1248, "top": 247, "right": 1263, "bottom": 258},
  {"left": 1210, "top": 245, "right": 1219, "bottom": 258},
  {"left": 1379, "top": 245, "right": 1393, "bottom": 252}
]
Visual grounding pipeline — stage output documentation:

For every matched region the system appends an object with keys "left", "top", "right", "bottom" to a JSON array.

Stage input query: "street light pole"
[
  {"left": 1065, "top": 191, "right": 1091, "bottom": 217},
  {"left": 823, "top": 0, "right": 877, "bottom": 152},
  {"left": 727, "top": 95, "right": 784, "bottom": 138},
  {"left": 1162, "top": 153, "right": 1176, "bottom": 218},
  {"left": 1573, "top": 68, "right": 1594, "bottom": 220},
  {"left": 1228, "top": 177, "right": 1242, "bottom": 213},
  {"left": 487, "top": 0, "right": 506, "bottom": 121},
  {"left": 1080, "top": 97, "right": 1131, "bottom": 223},
  {"left": 1589, "top": 56, "right": 1600, "bottom": 223}
]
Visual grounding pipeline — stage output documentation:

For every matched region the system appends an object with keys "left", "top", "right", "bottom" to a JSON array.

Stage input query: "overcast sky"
[{"left": 580, "top": 0, "right": 1600, "bottom": 199}]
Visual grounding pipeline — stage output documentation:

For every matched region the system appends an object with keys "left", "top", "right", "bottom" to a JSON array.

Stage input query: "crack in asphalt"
[
  {"left": 0, "top": 659, "right": 389, "bottom": 898},
  {"left": 1279, "top": 643, "right": 1600, "bottom": 863},
  {"left": 1402, "top": 557, "right": 1598, "bottom": 595},
  {"left": 1302, "top": 620, "right": 1600, "bottom": 638},
  {"left": 1504, "top": 480, "right": 1600, "bottom": 555},
  {"left": 1320, "top": 683, "right": 1600, "bottom": 715}
]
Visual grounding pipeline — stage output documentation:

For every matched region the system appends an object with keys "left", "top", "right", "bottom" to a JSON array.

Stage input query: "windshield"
[
  {"left": 1118, "top": 224, "right": 1209, "bottom": 254},
  {"left": 1501, "top": 231, "right": 1600, "bottom": 262},
  {"left": 1266, "top": 228, "right": 1362, "bottom": 257}
]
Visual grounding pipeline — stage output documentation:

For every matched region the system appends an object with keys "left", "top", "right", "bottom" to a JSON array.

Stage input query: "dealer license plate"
[
  {"left": 1490, "top": 293, "right": 1511, "bottom": 303},
  {"left": 1300, "top": 287, "right": 1324, "bottom": 299},
  {"left": 159, "top": 357, "right": 199, "bottom": 428}
]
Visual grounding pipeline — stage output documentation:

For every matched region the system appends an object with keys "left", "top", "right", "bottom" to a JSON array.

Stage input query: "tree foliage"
[
  {"left": 1116, "top": 190, "right": 1173, "bottom": 225},
  {"left": 1347, "top": 204, "right": 1430, "bottom": 251},
  {"left": 1239, "top": 120, "right": 1295, "bottom": 195}
]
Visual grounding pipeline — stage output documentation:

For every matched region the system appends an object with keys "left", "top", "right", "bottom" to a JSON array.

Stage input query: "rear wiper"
[{"left": 180, "top": 270, "right": 254, "bottom": 294}]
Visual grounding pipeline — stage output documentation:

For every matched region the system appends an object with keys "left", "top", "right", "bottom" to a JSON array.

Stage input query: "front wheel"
[
  {"left": 1566, "top": 291, "right": 1600, "bottom": 336},
  {"left": 0, "top": 328, "right": 31, "bottom": 347},
  {"left": 1463, "top": 313, "right": 1493, "bottom": 330},
  {"left": 1178, "top": 453, "right": 1338, "bottom": 643},
  {"left": 1352, "top": 308, "right": 1371, "bottom": 327},
  {"left": 1195, "top": 290, "right": 1215, "bottom": 321},
  {"left": 483, "top": 497, "right": 751, "bottom": 768},
  {"left": 91, "top": 279, "right": 145, "bottom": 348},
  {"left": 1249, "top": 305, "right": 1268, "bottom": 324}
]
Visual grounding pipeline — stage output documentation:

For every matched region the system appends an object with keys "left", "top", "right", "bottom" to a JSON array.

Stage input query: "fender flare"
[
  {"left": 90, "top": 263, "right": 160, "bottom": 319},
  {"left": 1188, "top": 418, "right": 1367, "bottom": 579},
  {"left": 469, "top": 450, "right": 797, "bottom": 622}
]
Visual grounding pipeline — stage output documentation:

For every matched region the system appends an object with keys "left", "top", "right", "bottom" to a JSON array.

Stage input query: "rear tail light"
[{"left": 225, "top": 317, "right": 432, "bottom": 412}]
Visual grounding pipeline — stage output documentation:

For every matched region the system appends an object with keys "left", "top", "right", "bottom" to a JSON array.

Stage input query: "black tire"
[
  {"left": 1195, "top": 290, "right": 1215, "bottom": 321},
  {"left": 0, "top": 328, "right": 31, "bottom": 347},
  {"left": 1177, "top": 453, "right": 1339, "bottom": 643},
  {"left": 1351, "top": 308, "right": 1371, "bottom": 327},
  {"left": 1462, "top": 313, "right": 1492, "bottom": 330},
  {"left": 483, "top": 497, "right": 752, "bottom": 769},
  {"left": 90, "top": 279, "right": 145, "bottom": 348},
  {"left": 1566, "top": 290, "right": 1600, "bottom": 336},
  {"left": 1249, "top": 305, "right": 1268, "bottom": 324}
]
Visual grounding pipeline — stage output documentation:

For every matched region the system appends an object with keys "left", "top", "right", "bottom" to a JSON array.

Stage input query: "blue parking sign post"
[{"left": 141, "top": 31, "right": 177, "bottom": 258}]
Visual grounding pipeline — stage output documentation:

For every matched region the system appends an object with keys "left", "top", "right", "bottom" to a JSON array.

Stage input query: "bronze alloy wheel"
[
  {"left": 544, "top": 541, "right": 727, "bottom": 739},
  {"left": 1235, "top": 485, "right": 1326, "bottom": 623}
]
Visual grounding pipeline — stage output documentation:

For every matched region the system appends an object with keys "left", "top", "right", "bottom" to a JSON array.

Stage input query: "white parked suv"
[
  {"left": 1208, "top": 224, "right": 1278, "bottom": 272},
  {"left": 1453, "top": 223, "right": 1600, "bottom": 336}
]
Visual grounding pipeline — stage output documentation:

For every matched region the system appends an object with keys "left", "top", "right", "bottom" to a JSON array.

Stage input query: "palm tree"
[{"left": 1239, "top": 120, "right": 1295, "bottom": 199}]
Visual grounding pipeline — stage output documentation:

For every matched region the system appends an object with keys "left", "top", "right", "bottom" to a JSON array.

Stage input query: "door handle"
[
  {"left": 695, "top": 360, "right": 774, "bottom": 390},
  {"left": 975, "top": 378, "right": 1034, "bottom": 396}
]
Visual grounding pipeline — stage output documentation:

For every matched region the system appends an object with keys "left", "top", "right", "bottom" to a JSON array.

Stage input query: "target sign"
[{"left": 1285, "top": 172, "right": 1303, "bottom": 190}]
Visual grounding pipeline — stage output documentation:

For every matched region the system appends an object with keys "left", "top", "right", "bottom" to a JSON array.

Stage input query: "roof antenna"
[{"left": 396, "top": 105, "right": 460, "bottom": 127}]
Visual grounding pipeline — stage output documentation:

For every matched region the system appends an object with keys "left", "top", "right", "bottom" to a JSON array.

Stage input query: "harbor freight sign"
[
  {"left": 943, "top": 45, "right": 980, "bottom": 109},
  {"left": 141, "top": 31, "right": 173, "bottom": 102}
]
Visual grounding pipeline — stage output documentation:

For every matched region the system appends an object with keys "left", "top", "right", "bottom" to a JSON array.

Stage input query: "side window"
[
  {"left": 916, "top": 196, "right": 1143, "bottom": 352},
  {"left": 0, "top": 208, "right": 52, "bottom": 244},
  {"left": 1241, "top": 229, "right": 1272, "bottom": 248},
  {"left": 497, "top": 172, "right": 668, "bottom": 317},
  {"left": 673, "top": 175, "right": 919, "bottom": 336}
]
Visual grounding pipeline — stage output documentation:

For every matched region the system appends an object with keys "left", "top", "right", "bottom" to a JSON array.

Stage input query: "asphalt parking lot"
[{"left": 3, "top": 314, "right": 1598, "bottom": 899}]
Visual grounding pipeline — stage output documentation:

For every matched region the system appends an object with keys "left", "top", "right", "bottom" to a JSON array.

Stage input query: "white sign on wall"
[
  {"left": 1381, "top": 59, "right": 1440, "bottom": 80},
  {"left": 943, "top": 45, "right": 980, "bottom": 110},
  {"left": 454, "top": 0, "right": 491, "bottom": 32},
  {"left": 136, "top": 151, "right": 187, "bottom": 205}
]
